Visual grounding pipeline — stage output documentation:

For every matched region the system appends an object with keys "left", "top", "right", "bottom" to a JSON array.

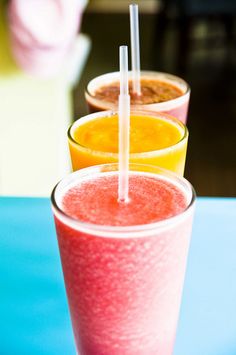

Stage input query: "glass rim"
[
  {"left": 85, "top": 70, "right": 191, "bottom": 110},
  {"left": 51, "top": 163, "right": 196, "bottom": 238},
  {"left": 68, "top": 110, "right": 188, "bottom": 159}
]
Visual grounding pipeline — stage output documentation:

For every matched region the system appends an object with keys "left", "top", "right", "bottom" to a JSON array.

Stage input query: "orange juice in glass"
[{"left": 68, "top": 110, "right": 188, "bottom": 176}]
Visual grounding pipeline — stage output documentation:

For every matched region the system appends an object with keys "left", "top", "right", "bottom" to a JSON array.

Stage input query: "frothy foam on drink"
[{"left": 60, "top": 172, "right": 188, "bottom": 227}]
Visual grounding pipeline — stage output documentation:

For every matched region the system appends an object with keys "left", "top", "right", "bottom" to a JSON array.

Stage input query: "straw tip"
[
  {"left": 129, "top": 3, "right": 138, "bottom": 8},
  {"left": 119, "top": 45, "right": 128, "bottom": 60}
]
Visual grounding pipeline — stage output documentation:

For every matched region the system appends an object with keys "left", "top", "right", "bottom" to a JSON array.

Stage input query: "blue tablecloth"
[{"left": 0, "top": 197, "right": 236, "bottom": 355}]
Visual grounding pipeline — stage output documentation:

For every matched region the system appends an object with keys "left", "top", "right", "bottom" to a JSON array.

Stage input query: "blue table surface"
[{"left": 0, "top": 197, "right": 236, "bottom": 355}]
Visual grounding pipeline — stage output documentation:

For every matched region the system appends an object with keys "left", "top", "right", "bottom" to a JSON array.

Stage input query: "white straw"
[
  {"left": 118, "top": 45, "right": 130, "bottom": 203},
  {"left": 129, "top": 3, "right": 141, "bottom": 95}
]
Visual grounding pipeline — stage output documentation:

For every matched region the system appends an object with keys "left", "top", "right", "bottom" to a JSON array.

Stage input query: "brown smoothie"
[
  {"left": 94, "top": 79, "right": 183, "bottom": 105},
  {"left": 85, "top": 71, "right": 190, "bottom": 123}
]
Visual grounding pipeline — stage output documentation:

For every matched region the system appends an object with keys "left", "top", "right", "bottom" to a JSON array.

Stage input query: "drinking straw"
[
  {"left": 129, "top": 3, "right": 141, "bottom": 95},
  {"left": 118, "top": 45, "right": 130, "bottom": 203}
]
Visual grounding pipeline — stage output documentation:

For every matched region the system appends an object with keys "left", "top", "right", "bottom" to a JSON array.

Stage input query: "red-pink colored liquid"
[
  {"left": 54, "top": 173, "right": 193, "bottom": 355},
  {"left": 164, "top": 100, "right": 189, "bottom": 125},
  {"left": 87, "top": 100, "right": 189, "bottom": 125}
]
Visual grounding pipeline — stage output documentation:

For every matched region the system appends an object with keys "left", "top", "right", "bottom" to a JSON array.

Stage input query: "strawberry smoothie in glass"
[{"left": 51, "top": 163, "right": 195, "bottom": 355}]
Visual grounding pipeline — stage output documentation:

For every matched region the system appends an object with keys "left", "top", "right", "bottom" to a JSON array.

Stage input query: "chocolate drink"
[{"left": 85, "top": 71, "right": 190, "bottom": 124}]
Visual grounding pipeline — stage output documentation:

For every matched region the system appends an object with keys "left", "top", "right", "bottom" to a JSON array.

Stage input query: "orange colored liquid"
[{"left": 68, "top": 113, "right": 188, "bottom": 175}]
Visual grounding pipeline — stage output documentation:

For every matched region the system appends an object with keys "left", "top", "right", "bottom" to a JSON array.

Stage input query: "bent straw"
[
  {"left": 118, "top": 45, "right": 130, "bottom": 203},
  {"left": 129, "top": 3, "right": 141, "bottom": 95}
]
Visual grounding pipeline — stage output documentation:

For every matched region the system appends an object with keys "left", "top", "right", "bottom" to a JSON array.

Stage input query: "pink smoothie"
[{"left": 54, "top": 172, "right": 193, "bottom": 355}]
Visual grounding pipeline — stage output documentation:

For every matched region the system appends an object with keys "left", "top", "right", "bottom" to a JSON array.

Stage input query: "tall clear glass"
[{"left": 51, "top": 163, "right": 195, "bottom": 355}]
